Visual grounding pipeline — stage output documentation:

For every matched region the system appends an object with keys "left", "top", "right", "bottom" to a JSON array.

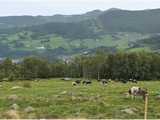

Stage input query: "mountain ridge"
[{"left": 0, "top": 8, "right": 160, "bottom": 58}]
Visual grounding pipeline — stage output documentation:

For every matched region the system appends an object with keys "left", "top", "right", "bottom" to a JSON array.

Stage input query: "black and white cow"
[
  {"left": 82, "top": 80, "right": 92, "bottom": 85},
  {"left": 128, "top": 86, "right": 148, "bottom": 100},
  {"left": 75, "top": 80, "right": 81, "bottom": 84},
  {"left": 72, "top": 81, "right": 77, "bottom": 86},
  {"left": 72, "top": 80, "right": 81, "bottom": 86},
  {"left": 129, "top": 79, "right": 138, "bottom": 83},
  {"left": 100, "top": 79, "right": 108, "bottom": 86}
]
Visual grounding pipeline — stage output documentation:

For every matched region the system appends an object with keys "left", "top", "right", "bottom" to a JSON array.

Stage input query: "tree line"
[{"left": 0, "top": 51, "right": 160, "bottom": 81}]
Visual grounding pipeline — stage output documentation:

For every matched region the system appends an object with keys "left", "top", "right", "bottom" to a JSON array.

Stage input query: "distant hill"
[
  {"left": 0, "top": 10, "right": 102, "bottom": 29},
  {"left": 0, "top": 8, "right": 160, "bottom": 58},
  {"left": 99, "top": 8, "right": 160, "bottom": 33}
]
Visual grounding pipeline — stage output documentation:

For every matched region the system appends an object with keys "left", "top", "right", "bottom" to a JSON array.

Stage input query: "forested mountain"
[
  {"left": 99, "top": 8, "right": 160, "bottom": 33},
  {"left": 0, "top": 8, "right": 160, "bottom": 58},
  {"left": 0, "top": 10, "right": 102, "bottom": 29}
]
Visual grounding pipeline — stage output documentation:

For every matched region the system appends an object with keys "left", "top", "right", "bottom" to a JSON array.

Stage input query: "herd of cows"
[
  {"left": 71, "top": 78, "right": 138, "bottom": 86},
  {"left": 64, "top": 78, "right": 148, "bottom": 100}
]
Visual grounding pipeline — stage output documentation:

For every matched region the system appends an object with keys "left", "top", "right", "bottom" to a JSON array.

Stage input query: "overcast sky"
[{"left": 1, "top": 0, "right": 160, "bottom": 16}]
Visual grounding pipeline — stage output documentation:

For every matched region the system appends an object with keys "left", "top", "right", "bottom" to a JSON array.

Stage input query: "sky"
[{"left": 1, "top": 0, "right": 160, "bottom": 16}]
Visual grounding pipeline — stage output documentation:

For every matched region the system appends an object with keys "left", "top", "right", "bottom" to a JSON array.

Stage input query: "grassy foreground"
[{"left": 0, "top": 79, "right": 160, "bottom": 119}]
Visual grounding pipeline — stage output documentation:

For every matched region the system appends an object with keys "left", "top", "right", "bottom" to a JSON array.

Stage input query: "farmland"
[{"left": 0, "top": 79, "right": 160, "bottom": 119}]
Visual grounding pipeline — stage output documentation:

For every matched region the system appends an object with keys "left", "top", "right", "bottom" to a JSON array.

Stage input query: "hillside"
[
  {"left": 99, "top": 9, "right": 160, "bottom": 33},
  {"left": 136, "top": 34, "right": 160, "bottom": 52},
  {"left": 0, "top": 8, "right": 160, "bottom": 58},
  {"left": 0, "top": 10, "right": 102, "bottom": 29}
]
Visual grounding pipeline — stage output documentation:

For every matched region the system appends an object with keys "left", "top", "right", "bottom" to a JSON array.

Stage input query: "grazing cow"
[
  {"left": 72, "top": 82, "right": 77, "bottom": 86},
  {"left": 61, "top": 77, "right": 71, "bottom": 81},
  {"left": 82, "top": 80, "right": 92, "bottom": 85},
  {"left": 100, "top": 79, "right": 108, "bottom": 86},
  {"left": 75, "top": 80, "right": 81, "bottom": 84},
  {"left": 128, "top": 86, "right": 148, "bottom": 100},
  {"left": 72, "top": 80, "right": 81, "bottom": 86},
  {"left": 132, "top": 79, "right": 138, "bottom": 83},
  {"left": 129, "top": 79, "right": 138, "bottom": 84},
  {"left": 108, "top": 79, "right": 112, "bottom": 82}
]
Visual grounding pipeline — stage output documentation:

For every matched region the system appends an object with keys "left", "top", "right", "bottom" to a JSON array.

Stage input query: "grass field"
[{"left": 0, "top": 79, "right": 160, "bottom": 119}]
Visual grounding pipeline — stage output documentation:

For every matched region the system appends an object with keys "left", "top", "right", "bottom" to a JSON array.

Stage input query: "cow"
[
  {"left": 82, "top": 80, "right": 92, "bottom": 85},
  {"left": 72, "top": 80, "right": 81, "bottom": 86},
  {"left": 128, "top": 86, "right": 148, "bottom": 100},
  {"left": 61, "top": 77, "right": 71, "bottom": 81},
  {"left": 72, "top": 82, "right": 77, "bottom": 86},
  {"left": 100, "top": 79, "right": 108, "bottom": 86},
  {"left": 75, "top": 80, "right": 81, "bottom": 84},
  {"left": 129, "top": 79, "right": 138, "bottom": 84},
  {"left": 108, "top": 79, "right": 112, "bottom": 82}
]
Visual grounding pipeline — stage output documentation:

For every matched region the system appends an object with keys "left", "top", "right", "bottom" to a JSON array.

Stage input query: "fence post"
[{"left": 144, "top": 94, "right": 149, "bottom": 120}]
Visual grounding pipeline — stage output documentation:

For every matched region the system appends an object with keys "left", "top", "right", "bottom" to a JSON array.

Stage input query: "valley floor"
[{"left": 0, "top": 79, "right": 160, "bottom": 119}]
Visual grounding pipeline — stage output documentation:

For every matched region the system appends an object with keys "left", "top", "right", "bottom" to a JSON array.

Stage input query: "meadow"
[{"left": 0, "top": 79, "right": 160, "bottom": 119}]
